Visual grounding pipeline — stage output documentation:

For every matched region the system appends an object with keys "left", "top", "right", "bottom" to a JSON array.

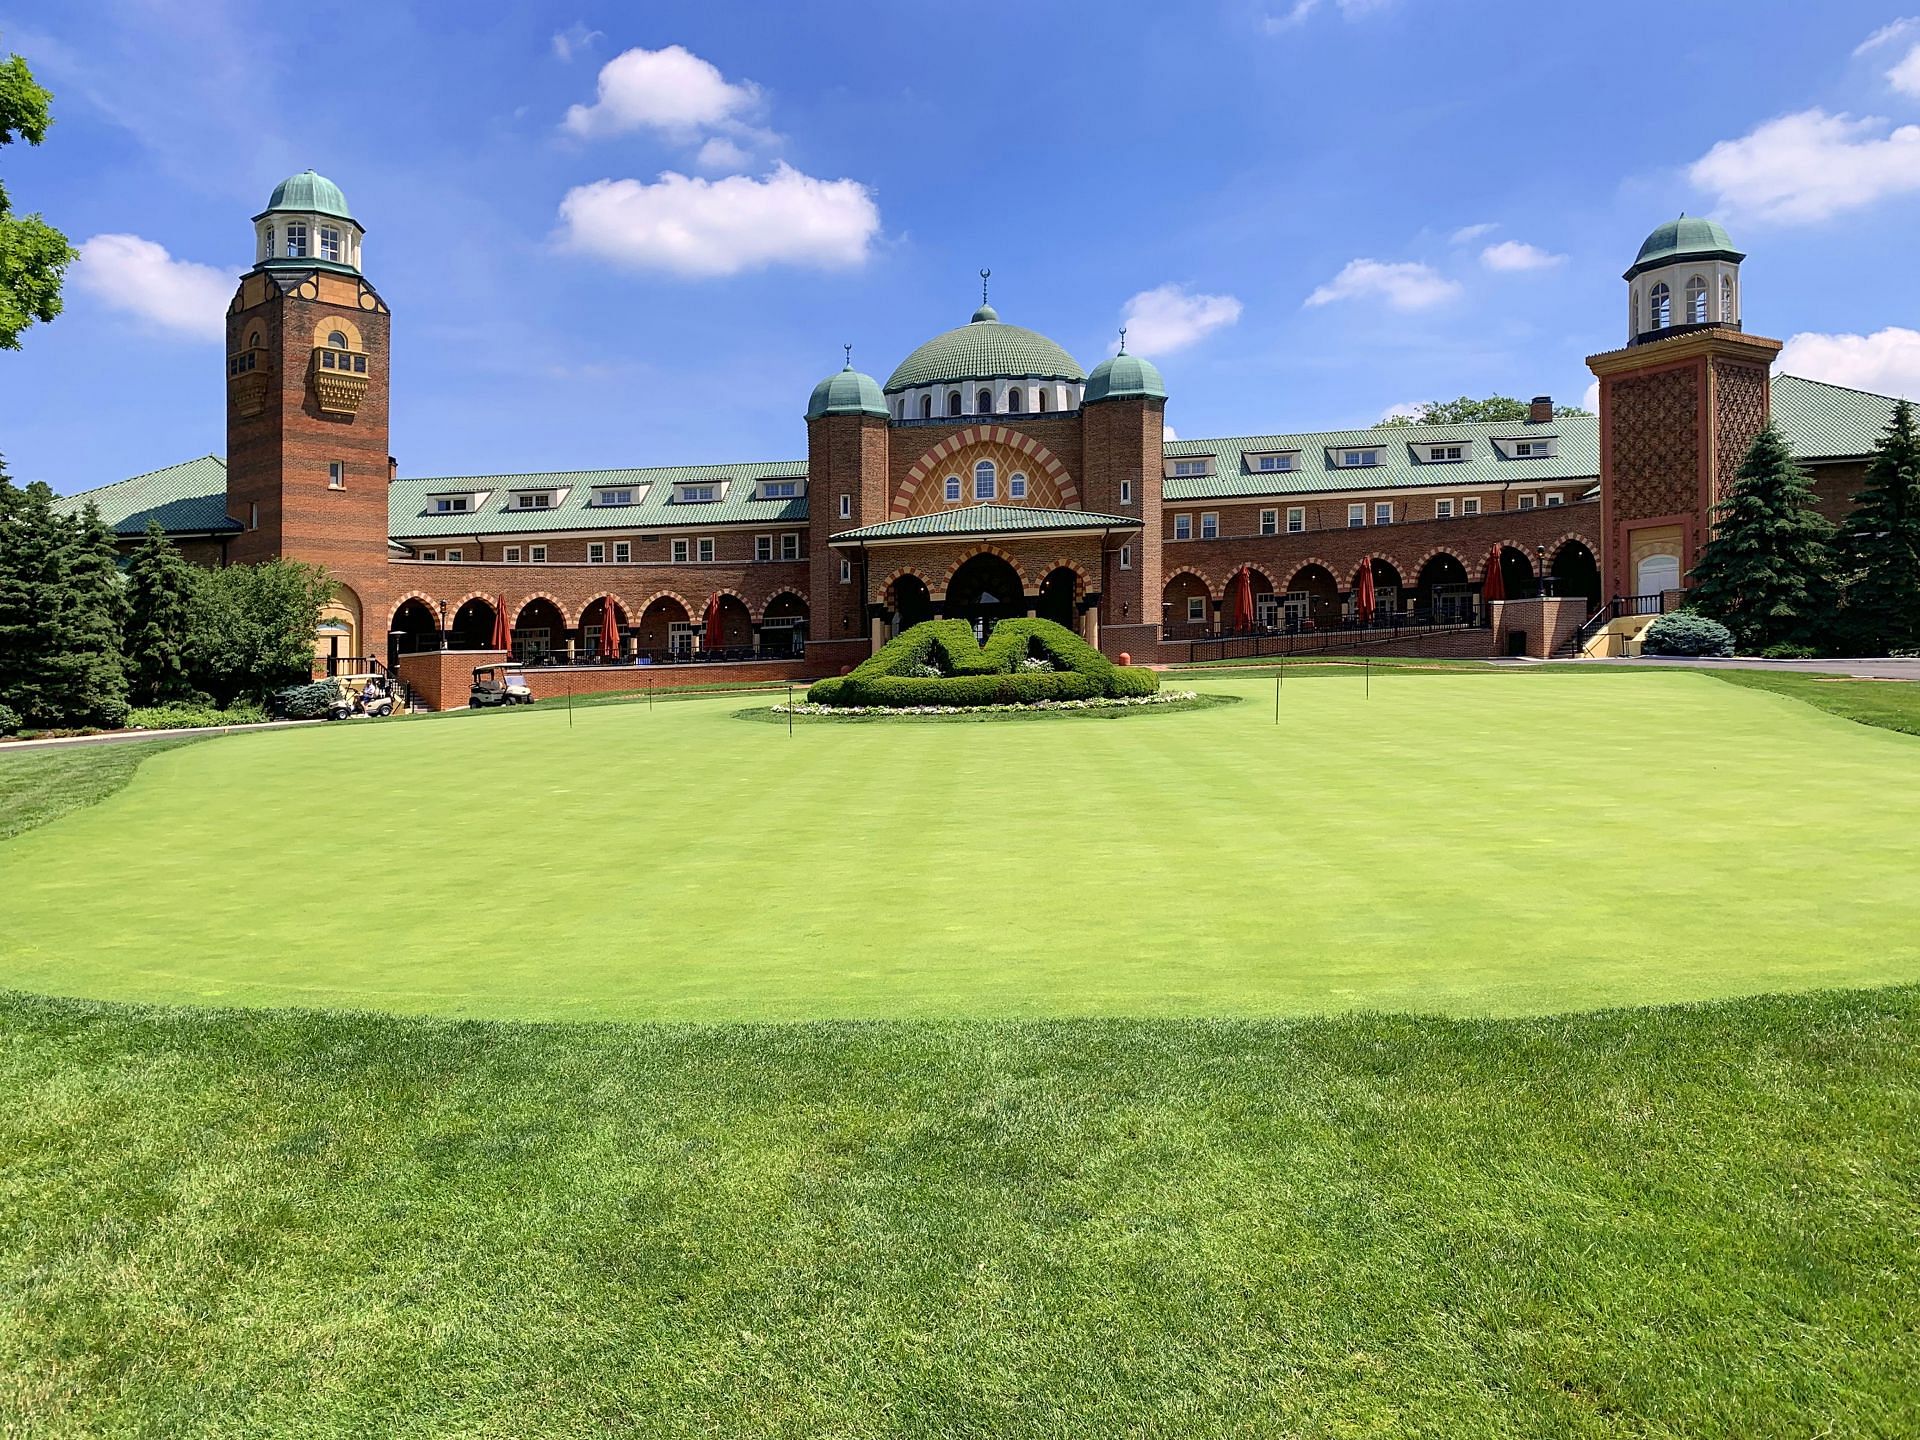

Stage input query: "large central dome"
[{"left": 884, "top": 307, "right": 1086, "bottom": 394}]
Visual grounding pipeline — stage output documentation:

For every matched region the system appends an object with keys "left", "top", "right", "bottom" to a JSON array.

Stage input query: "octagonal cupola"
[
  {"left": 253, "top": 169, "right": 364, "bottom": 274},
  {"left": 1625, "top": 214, "right": 1743, "bottom": 346},
  {"left": 883, "top": 274, "right": 1087, "bottom": 422}
]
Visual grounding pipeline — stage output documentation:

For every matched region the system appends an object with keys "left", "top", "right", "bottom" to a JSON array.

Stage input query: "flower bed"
[{"left": 775, "top": 690, "right": 1202, "bottom": 718}]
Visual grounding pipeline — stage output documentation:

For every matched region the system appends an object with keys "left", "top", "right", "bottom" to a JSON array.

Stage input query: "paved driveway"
[{"left": 1580, "top": 656, "right": 1920, "bottom": 680}]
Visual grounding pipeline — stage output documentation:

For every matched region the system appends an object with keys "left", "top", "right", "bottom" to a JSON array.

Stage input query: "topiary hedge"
[
  {"left": 808, "top": 618, "right": 1158, "bottom": 707},
  {"left": 1642, "top": 610, "right": 1735, "bottom": 657}
]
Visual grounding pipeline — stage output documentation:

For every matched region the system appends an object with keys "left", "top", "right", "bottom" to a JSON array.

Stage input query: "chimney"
[
  {"left": 1528, "top": 395, "right": 1553, "bottom": 424},
  {"left": 388, "top": 454, "right": 398, "bottom": 483}
]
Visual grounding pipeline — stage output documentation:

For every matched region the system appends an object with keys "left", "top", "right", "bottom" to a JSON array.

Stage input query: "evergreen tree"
[
  {"left": 0, "top": 471, "right": 127, "bottom": 728},
  {"left": 1836, "top": 399, "right": 1920, "bottom": 653},
  {"left": 56, "top": 500, "right": 129, "bottom": 724},
  {"left": 1688, "top": 423, "right": 1835, "bottom": 653},
  {"left": 123, "top": 520, "right": 196, "bottom": 703}
]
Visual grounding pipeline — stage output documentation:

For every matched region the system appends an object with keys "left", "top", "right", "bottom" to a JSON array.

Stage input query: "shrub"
[
  {"left": 1643, "top": 611, "right": 1734, "bottom": 657},
  {"left": 809, "top": 619, "right": 1158, "bottom": 707},
  {"left": 272, "top": 680, "right": 341, "bottom": 720},
  {"left": 127, "top": 700, "right": 269, "bottom": 730},
  {"left": 1759, "top": 643, "right": 1820, "bottom": 661},
  {"left": 0, "top": 704, "right": 20, "bottom": 736}
]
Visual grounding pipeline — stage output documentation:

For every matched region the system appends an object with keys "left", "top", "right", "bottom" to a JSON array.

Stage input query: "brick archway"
[
  {"left": 753, "top": 588, "right": 809, "bottom": 623},
  {"left": 634, "top": 589, "right": 695, "bottom": 621},
  {"left": 386, "top": 590, "right": 441, "bottom": 631},
  {"left": 1163, "top": 564, "right": 1218, "bottom": 601},
  {"left": 1545, "top": 531, "right": 1600, "bottom": 567},
  {"left": 895, "top": 425, "right": 1079, "bottom": 516},
  {"left": 1036, "top": 555, "right": 1096, "bottom": 598},
  {"left": 513, "top": 589, "right": 575, "bottom": 629},
  {"left": 1411, "top": 546, "right": 1474, "bottom": 582},
  {"left": 1281, "top": 557, "right": 1338, "bottom": 592},
  {"left": 936, "top": 544, "right": 1032, "bottom": 597},
  {"left": 875, "top": 566, "right": 939, "bottom": 609},
  {"left": 1351, "top": 552, "right": 1409, "bottom": 587},
  {"left": 701, "top": 585, "right": 751, "bottom": 616}
]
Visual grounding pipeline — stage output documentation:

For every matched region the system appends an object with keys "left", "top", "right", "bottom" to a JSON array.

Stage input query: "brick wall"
[{"left": 395, "top": 647, "right": 821, "bottom": 709}]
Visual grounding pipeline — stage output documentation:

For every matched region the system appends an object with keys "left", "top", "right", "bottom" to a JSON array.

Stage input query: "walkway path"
[
  {"left": 1582, "top": 656, "right": 1920, "bottom": 680},
  {"left": 0, "top": 720, "right": 318, "bottom": 755}
]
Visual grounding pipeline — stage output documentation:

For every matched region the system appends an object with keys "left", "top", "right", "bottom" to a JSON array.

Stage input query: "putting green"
[{"left": 3, "top": 670, "right": 1917, "bottom": 1022}]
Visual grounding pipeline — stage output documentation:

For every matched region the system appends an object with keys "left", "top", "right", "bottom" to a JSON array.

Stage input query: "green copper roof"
[
  {"left": 884, "top": 317, "right": 1085, "bottom": 393},
  {"left": 262, "top": 169, "right": 353, "bottom": 222},
  {"left": 1625, "top": 214, "right": 1741, "bottom": 279},
  {"left": 806, "top": 365, "right": 888, "bottom": 420},
  {"left": 1085, "top": 350, "right": 1167, "bottom": 404},
  {"left": 830, "top": 503, "right": 1135, "bottom": 543},
  {"left": 50, "top": 456, "right": 239, "bottom": 536},
  {"left": 389, "top": 460, "right": 810, "bottom": 538},
  {"left": 1770, "top": 374, "right": 1905, "bottom": 461}
]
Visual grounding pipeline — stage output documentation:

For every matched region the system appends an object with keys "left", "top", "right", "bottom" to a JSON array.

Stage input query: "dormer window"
[
  {"left": 674, "top": 482, "right": 724, "bottom": 504},
  {"left": 432, "top": 495, "right": 474, "bottom": 515},
  {"left": 1422, "top": 443, "right": 1467, "bottom": 463},
  {"left": 1250, "top": 453, "right": 1296, "bottom": 473},
  {"left": 756, "top": 479, "right": 803, "bottom": 500},
  {"left": 319, "top": 227, "right": 342, "bottom": 264},
  {"left": 1169, "top": 458, "right": 1211, "bottom": 478},
  {"left": 1336, "top": 448, "right": 1381, "bottom": 468},
  {"left": 284, "top": 222, "right": 308, "bottom": 259},
  {"left": 1502, "top": 437, "right": 1556, "bottom": 459},
  {"left": 510, "top": 491, "right": 557, "bottom": 510},
  {"left": 594, "top": 487, "right": 637, "bottom": 507}
]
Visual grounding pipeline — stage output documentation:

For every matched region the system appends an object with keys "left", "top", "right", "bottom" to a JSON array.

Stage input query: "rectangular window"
[
  {"left": 284, "top": 223, "right": 307, "bottom": 258},
  {"left": 420, "top": 550, "right": 437, "bottom": 562},
  {"left": 1120, "top": 480, "right": 1133, "bottom": 505},
  {"left": 755, "top": 535, "right": 773, "bottom": 562},
  {"left": 944, "top": 476, "right": 962, "bottom": 502},
  {"left": 697, "top": 537, "right": 715, "bottom": 562},
  {"left": 671, "top": 539, "right": 689, "bottom": 563},
  {"left": 780, "top": 533, "right": 800, "bottom": 560},
  {"left": 327, "top": 461, "right": 345, "bottom": 490},
  {"left": 1375, "top": 502, "right": 1392, "bottom": 525},
  {"left": 839, "top": 493, "right": 852, "bottom": 519},
  {"left": 1256, "top": 454, "right": 1294, "bottom": 472},
  {"left": 1462, "top": 497, "right": 1481, "bottom": 516},
  {"left": 1428, "top": 445, "right": 1464, "bottom": 462},
  {"left": 1187, "top": 596, "right": 1206, "bottom": 623},
  {"left": 1347, "top": 503, "right": 1365, "bottom": 528},
  {"left": 973, "top": 467, "right": 995, "bottom": 501},
  {"left": 504, "top": 546, "right": 521, "bottom": 563},
  {"left": 1172, "top": 459, "right": 1209, "bottom": 477},
  {"left": 433, "top": 496, "right": 472, "bottom": 514},
  {"left": 444, "top": 549, "right": 462, "bottom": 562},
  {"left": 839, "top": 557, "right": 851, "bottom": 583},
  {"left": 1436, "top": 499, "right": 1454, "bottom": 519},
  {"left": 1200, "top": 512, "right": 1218, "bottom": 540},
  {"left": 1512, "top": 440, "right": 1547, "bottom": 458},
  {"left": 678, "top": 484, "right": 717, "bottom": 503},
  {"left": 587, "top": 543, "right": 606, "bottom": 563},
  {"left": 1174, "top": 514, "right": 1192, "bottom": 541},
  {"left": 1259, "top": 508, "right": 1278, "bottom": 536},
  {"left": 596, "top": 488, "right": 634, "bottom": 506},
  {"left": 613, "top": 541, "right": 631, "bottom": 564},
  {"left": 529, "top": 545, "right": 547, "bottom": 563},
  {"left": 759, "top": 480, "right": 800, "bottom": 499},
  {"left": 1119, "top": 544, "right": 1132, "bottom": 570},
  {"left": 1545, "top": 492, "right": 1564, "bottom": 507},
  {"left": 1340, "top": 449, "right": 1380, "bottom": 468},
  {"left": 1518, "top": 494, "right": 1537, "bottom": 511},
  {"left": 1285, "top": 506, "right": 1305, "bottom": 533},
  {"left": 513, "top": 493, "right": 553, "bottom": 510},
  {"left": 319, "top": 227, "right": 341, "bottom": 263}
]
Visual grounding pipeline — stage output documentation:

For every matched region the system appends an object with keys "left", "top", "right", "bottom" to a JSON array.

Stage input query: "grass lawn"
[{"left": 3, "top": 668, "right": 1919, "bottom": 1022}]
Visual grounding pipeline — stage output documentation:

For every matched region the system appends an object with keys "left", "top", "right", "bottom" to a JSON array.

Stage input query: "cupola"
[
  {"left": 806, "top": 359, "right": 889, "bottom": 420},
  {"left": 1625, "top": 214, "right": 1743, "bottom": 346},
  {"left": 1084, "top": 336, "right": 1166, "bottom": 404},
  {"left": 253, "top": 169, "right": 365, "bottom": 274}
]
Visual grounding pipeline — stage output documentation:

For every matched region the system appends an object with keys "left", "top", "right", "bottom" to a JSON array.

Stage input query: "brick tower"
[
  {"left": 225, "top": 170, "right": 392, "bottom": 665},
  {"left": 1586, "top": 216, "right": 1780, "bottom": 603},
  {"left": 803, "top": 359, "right": 891, "bottom": 670},
  {"left": 1080, "top": 345, "right": 1165, "bottom": 658}
]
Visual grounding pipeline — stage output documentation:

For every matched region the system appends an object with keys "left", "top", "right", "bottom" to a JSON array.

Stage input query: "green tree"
[
  {"left": 187, "top": 560, "right": 333, "bottom": 703},
  {"left": 123, "top": 521, "right": 198, "bottom": 703},
  {"left": 1374, "top": 395, "right": 1593, "bottom": 427},
  {"left": 0, "top": 41, "right": 76, "bottom": 350},
  {"left": 1835, "top": 399, "right": 1920, "bottom": 654},
  {"left": 1688, "top": 424, "right": 1835, "bottom": 653},
  {"left": 0, "top": 470, "right": 127, "bottom": 728}
]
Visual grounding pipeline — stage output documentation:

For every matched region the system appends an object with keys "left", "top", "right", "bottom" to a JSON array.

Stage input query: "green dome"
[
  {"left": 1084, "top": 350, "right": 1166, "bottom": 404},
  {"left": 263, "top": 169, "right": 353, "bottom": 221},
  {"left": 806, "top": 364, "right": 888, "bottom": 420},
  {"left": 884, "top": 315, "right": 1084, "bottom": 394},
  {"left": 1625, "top": 214, "right": 1742, "bottom": 279}
]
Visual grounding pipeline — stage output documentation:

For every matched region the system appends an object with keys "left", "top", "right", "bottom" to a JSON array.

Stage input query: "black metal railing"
[{"left": 1175, "top": 611, "right": 1484, "bottom": 663}]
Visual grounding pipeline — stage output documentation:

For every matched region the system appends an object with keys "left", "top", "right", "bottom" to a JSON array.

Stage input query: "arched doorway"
[
  {"left": 890, "top": 574, "right": 933, "bottom": 633},
  {"left": 1551, "top": 540, "right": 1602, "bottom": 610},
  {"left": 1037, "top": 567, "right": 1078, "bottom": 628},
  {"left": 1285, "top": 564, "right": 1340, "bottom": 630},
  {"left": 1417, "top": 553, "right": 1473, "bottom": 622},
  {"left": 580, "top": 596, "right": 628, "bottom": 661},
  {"left": 1497, "top": 545, "right": 1539, "bottom": 601},
  {"left": 705, "top": 594, "right": 753, "bottom": 656},
  {"left": 761, "top": 593, "right": 809, "bottom": 657},
  {"left": 315, "top": 584, "right": 361, "bottom": 677},
  {"left": 448, "top": 597, "right": 497, "bottom": 651},
  {"left": 512, "top": 597, "right": 567, "bottom": 662},
  {"left": 1163, "top": 572, "right": 1212, "bottom": 637},
  {"left": 1357, "top": 560, "right": 1405, "bottom": 621},
  {"left": 945, "top": 552, "right": 1026, "bottom": 635},
  {"left": 388, "top": 597, "right": 439, "bottom": 670},
  {"left": 635, "top": 596, "right": 692, "bottom": 658}
]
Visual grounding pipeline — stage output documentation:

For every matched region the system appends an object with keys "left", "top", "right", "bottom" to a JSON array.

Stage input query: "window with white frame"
[
  {"left": 838, "top": 493, "right": 851, "bottom": 519},
  {"left": 420, "top": 550, "right": 438, "bottom": 562},
  {"left": 613, "top": 541, "right": 631, "bottom": 564},
  {"left": 1200, "top": 513, "right": 1218, "bottom": 540},
  {"left": 318, "top": 226, "right": 341, "bottom": 263},
  {"left": 588, "top": 543, "right": 606, "bottom": 563},
  {"left": 595, "top": 488, "right": 635, "bottom": 506},
  {"left": 1259, "top": 508, "right": 1278, "bottom": 535},
  {"left": 1518, "top": 494, "right": 1537, "bottom": 511},
  {"left": 1174, "top": 514, "right": 1192, "bottom": 540},
  {"left": 284, "top": 222, "right": 308, "bottom": 258},
  {"left": 839, "top": 557, "right": 851, "bottom": 583},
  {"left": 756, "top": 535, "right": 773, "bottom": 562},
  {"left": 973, "top": 460, "right": 996, "bottom": 501},
  {"left": 1009, "top": 472, "right": 1027, "bottom": 499},
  {"left": 1121, "top": 479, "right": 1133, "bottom": 505},
  {"left": 1338, "top": 448, "right": 1381, "bottom": 468},
  {"left": 512, "top": 492, "right": 555, "bottom": 510},
  {"left": 1510, "top": 439, "right": 1551, "bottom": 458},
  {"left": 444, "top": 548, "right": 462, "bottom": 562},
  {"left": 504, "top": 546, "right": 522, "bottom": 563},
  {"left": 1436, "top": 499, "right": 1455, "bottom": 519},
  {"left": 328, "top": 461, "right": 345, "bottom": 490},
  {"left": 1255, "top": 453, "right": 1295, "bottom": 472},
  {"left": 671, "top": 539, "right": 689, "bottom": 563},
  {"left": 1119, "top": 544, "right": 1132, "bottom": 570},
  {"left": 529, "top": 545, "right": 547, "bottom": 563},
  {"left": 432, "top": 495, "right": 473, "bottom": 514},
  {"left": 780, "top": 533, "right": 800, "bottom": 560},
  {"left": 1544, "top": 492, "right": 1564, "bottom": 507},
  {"left": 1462, "top": 497, "right": 1481, "bottom": 516},
  {"left": 1171, "top": 459, "right": 1210, "bottom": 477},
  {"left": 1187, "top": 596, "right": 1206, "bottom": 623},
  {"left": 675, "top": 483, "right": 719, "bottom": 503},
  {"left": 1426, "top": 444, "right": 1465, "bottom": 463},
  {"left": 944, "top": 475, "right": 962, "bottom": 503},
  {"left": 1374, "top": 501, "right": 1393, "bottom": 525},
  {"left": 697, "top": 537, "right": 715, "bottom": 562},
  {"left": 1348, "top": 503, "right": 1366, "bottom": 528},
  {"left": 1286, "top": 506, "right": 1305, "bottom": 533},
  {"left": 757, "top": 479, "right": 801, "bottom": 500}
]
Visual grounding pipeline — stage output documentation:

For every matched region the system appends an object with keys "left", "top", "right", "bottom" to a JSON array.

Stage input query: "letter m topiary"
[{"left": 807, "top": 619, "right": 1158, "bottom": 707}]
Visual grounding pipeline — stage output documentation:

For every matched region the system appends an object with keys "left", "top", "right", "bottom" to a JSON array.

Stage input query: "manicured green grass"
[
  {"left": 3, "top": 669, "right": 1918, "bottom": 1022},
  {"left": 0, "top": 737, "right": 202, "bottom": 842},
  {"left": 3, "top": 986, "right": 1914, "bottom": 1438},
  {"left": 1710, "top": 667, "right": 1920, "bottom": 737}
]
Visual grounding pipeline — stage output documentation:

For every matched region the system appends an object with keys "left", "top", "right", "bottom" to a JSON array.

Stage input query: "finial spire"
[
  {"left": 980, "top": 267, "right": 991, "bottom": 306},
  {"left": 843, "top": 342, "right": 853, "bottom": 369},
  {"left": 1117, "top": 326, "right": 1128, "bottom": 354}
]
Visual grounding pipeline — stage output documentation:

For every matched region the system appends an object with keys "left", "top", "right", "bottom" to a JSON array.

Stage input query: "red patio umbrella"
[
  {"left": 703, "top": 594, "right": 725, "bottom": 652},
  {"left": 1482, "top": 547, "right": 1507, "bottom": 603},
  {"left": 1353, "top": 560, "right": 1377, "bottom": 624},
  {"left": 1229, "top": 566, "right": 1255, "bottom": 633},
  {"left": 596, "top": 596, "right": 620, "bottom": 660},
  {"left": 488, "top": 595, "right": 510, "bottom": 652}
]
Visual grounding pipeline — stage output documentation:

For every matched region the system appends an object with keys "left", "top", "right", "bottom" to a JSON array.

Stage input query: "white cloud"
[
  {"left": 695, "top": 136, "right": 751, "bottom": 172},
  {"left": 1689, "top": 108, "right": 1920, "bottom": 224},
  {"left": 1582, "top": 380, "right": 1600, "bottom": 414},
  {"left": 72, "top": 234, "right": 230, "bottom": 341},
  {"left": 1264, "top": 0, "right": 1391, "bottom": 29},
  {"left": 1856, "top": 17, "right": 1920, "bottom": 54},
  {"left": 1378, "top": 400, "right": 1424, "bottom": 422},
  {"left": 1480, "top": 239, "right": 1566, "bottom": 271},
  {"left": 1450, "top": 222, "right": 1497, "bottom": 244},
  {"left": 1890, "top": 44, "right": 1920, "bottom": 98},
  {"left": 1779, "top": 327, "right": 1920, "bottom": 401},
  {"left": 1305, "top": 258, "right": 1460, "bottom": 311},
  {"left": 1163, "top": 423, "right": 1179, "bottom": 441},
  {"left": 563, "top": 45, "right": 760, "bottom": 139},
  {"left": 556, "top": 164, "right": 881, "bottom": 277},
  {"left": 1117, "top": 283, "right": 1242, "bottom": 354},
  {"left": 551, "top": 22, "right": 603, "bottom": 62}
]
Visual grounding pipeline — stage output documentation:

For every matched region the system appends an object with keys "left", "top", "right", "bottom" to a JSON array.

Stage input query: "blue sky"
[{"left": 6, "top": 0, "right": 1920, "bottom": 496}]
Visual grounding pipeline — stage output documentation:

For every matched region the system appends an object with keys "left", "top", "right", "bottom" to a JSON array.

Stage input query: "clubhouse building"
[{"left": 62, "top": 176, "right": 1907, "bottom": 703}]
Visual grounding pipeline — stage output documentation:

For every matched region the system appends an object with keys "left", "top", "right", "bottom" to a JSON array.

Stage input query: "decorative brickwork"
[
  {"left": 1710, "top": 358, "right": 1771, "bottom": 504},
  {"left": 894, "top": 426, "right": 1077, "bottom": 515}
]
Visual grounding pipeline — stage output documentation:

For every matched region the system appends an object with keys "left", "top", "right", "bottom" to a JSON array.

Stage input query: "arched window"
[
  {"left": 1685, "top": 275, "right": 1707, "bottom": 324},
  {"left": 944, "top": 475, "right": 962, "bottom": 502},
  {"left": 973, "top": 460, "right": 996, "bottom": 501},
  {"left": 1036, "top": 389, "right": 1049, "bottom": 413},
  {"left": 1009, "top": 472, "right": 1028, "bottom": 499},
  {"left": 327, "top": 330, "right": 349, "bottom": 349},
  {"left": 1721, "top": 275, "right": 1735, "bottom": 323},
  {"left": 920, "top": 394, "right": 934, "bottom": 419},
  {"left": 977, "top": 388, "right": 993, "bottom": 414},
  {"left": 947, "top": 391, "right": 962, "bottom": 417},
  {"left": 248, "top": 330, "right": 261, "bottom": 349},
  {"left": 318, "top": 226, "right": 342, "bottom": 264},
  {"left": 1649, "top": 282, "right": 1671, "bottom": 329},
  {"left": 1007, "top": 387, "right": 1023, "bottom": 413},
  {"left": 264, "top": 225, "right": 275, "bottom": 258}
]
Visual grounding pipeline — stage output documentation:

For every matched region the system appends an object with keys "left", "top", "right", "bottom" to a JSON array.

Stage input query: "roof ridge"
[
  {"left": 58, "top": 454, "right": 225, "bottom": 500},
  {"left": 1774, "top": 372, "right": 1909, "bottom": 403},
  {"left": 396, "top": 459, "right": 808, "bottom": 484}
]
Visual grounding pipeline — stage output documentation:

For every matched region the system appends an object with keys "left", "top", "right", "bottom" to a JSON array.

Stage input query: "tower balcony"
[
  {"left": 310, "top": 345, "right": 371, "bottom": 415},
  {"left": 227, "top": 346, "right": 271, "bottom": 418}
]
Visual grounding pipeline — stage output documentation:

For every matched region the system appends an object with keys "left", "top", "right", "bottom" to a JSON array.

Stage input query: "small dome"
[
  {"left": 1625, "top": 214, "right": 1742, "bottom": 279},
  {"left": 264, "top": 169, "right": 353, "bottom": 221},
  {"left": 806, "top": 364, "right": 888, "bottom": 421},
  {"left": 885, "top": 315, "right": 1084, "bottom": 394},
  {"left": 1084, "top": 350, "right": 1166, "bottom": 404},
  {"left": 971, "top": 301, "right": 999, "bottom": 323}
]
